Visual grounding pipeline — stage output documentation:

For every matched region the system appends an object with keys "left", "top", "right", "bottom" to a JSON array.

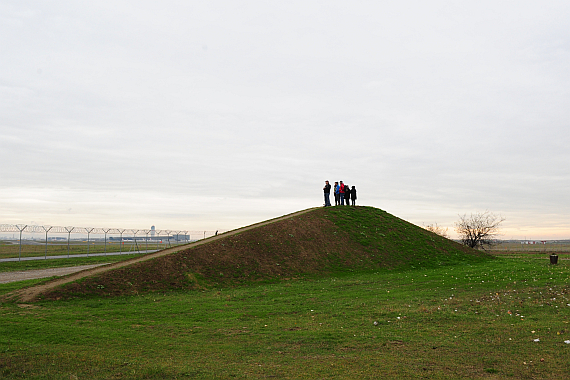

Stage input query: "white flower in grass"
[
  {"left": 564, "top": 340, "right": 570, "bottom": 344},
  {"left": 534, "top": 338, "right": 540, "bottom": 342}
]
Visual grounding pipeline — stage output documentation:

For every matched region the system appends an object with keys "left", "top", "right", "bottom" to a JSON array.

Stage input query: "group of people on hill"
[{"left": 322, "top": 180, "right": 357, "bottom": 207}]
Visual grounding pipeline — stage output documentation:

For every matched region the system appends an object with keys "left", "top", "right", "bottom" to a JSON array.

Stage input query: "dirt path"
[
  {"left": 0, "top": 264, "right": 109, "bottom": 284},
  {"left": 4, "top": 208, "right": 318, "bottom": 303}
]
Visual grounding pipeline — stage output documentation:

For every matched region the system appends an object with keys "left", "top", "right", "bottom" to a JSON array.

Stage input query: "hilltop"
[{"left": 34, "top": 206, "right": 490, "bottom": 300}]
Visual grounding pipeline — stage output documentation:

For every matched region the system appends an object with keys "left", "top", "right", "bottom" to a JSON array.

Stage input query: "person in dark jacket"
[
  {"left": 323, "top": 180, "right": 332, "bottom": 207},
  {"left": 351, "top": 186, "right": 357, "bottom": 206},
  {"left": 344, "top": 184, "right": 350, "bottom": 205},
  {"left": 334, "top": 181, "right": 340, "bottom": 206}
]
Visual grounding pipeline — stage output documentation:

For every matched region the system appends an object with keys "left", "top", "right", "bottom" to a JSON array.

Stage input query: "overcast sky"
[{"left": 1, "top": 1, "right": 569, "bottom": 239}]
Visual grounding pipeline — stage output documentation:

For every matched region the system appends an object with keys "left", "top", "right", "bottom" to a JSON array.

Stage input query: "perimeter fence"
[{"left": 0, "top": 224, "right": 227, "bottom": 261}]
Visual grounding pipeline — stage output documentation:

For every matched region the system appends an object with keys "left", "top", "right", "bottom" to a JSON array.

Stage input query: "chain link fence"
[{"left": 0, "top": 224, "right": 226, "bottom": 261}]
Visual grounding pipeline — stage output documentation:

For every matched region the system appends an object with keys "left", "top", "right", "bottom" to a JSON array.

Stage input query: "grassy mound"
[{"left": 39, "top": 207, "right": 491, "bottom": 300}]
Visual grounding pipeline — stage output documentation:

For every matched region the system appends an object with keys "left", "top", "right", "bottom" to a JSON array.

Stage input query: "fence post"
[
  {"left": 118, "top": 229, "right": 125, "bottom": 253},
  {"left": 43, "top": 226, "right": 53, "bottom": 259},
  {"left": 132, "top": 230, "right": 140, "bottom": 253},
  {"left": 65, "top": 227, "right": 75, "bottom": 258},
  {"left": 165, "top": 230, "right": 172, "bottom": 248},
  {"left": 86, "top": 228, "right": 94, "bottom": 256},
  {"left": 16, "top": 225, "right": 27, "bottom": 262},
  {"left": 144, "top": 230, "right": 150, "bottom": 252},
  {"left": 103, "top": 228, "right": 110, "bottom": 255}
]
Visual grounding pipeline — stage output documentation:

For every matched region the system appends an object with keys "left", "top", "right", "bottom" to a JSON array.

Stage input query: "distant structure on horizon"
[
  {"left": 521, "top": 240, "right": 546, "bottom": 245},
  {"left": 151, "top": 225, "right": 156, "bottom": 238}
]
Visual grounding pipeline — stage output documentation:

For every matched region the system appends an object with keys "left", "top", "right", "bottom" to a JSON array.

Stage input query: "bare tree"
[
  {"left": 455, "top": 211, "right": 505, "bottom": 250},
  {"left": 423, "top": 223, "right": 449, "bottom": 238}
]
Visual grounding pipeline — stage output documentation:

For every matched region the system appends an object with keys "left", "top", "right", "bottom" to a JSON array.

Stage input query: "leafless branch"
[
  {"left": 423, "top": 222, "right": 449, "bottom": 239},
  {"left": 454, "top": 211, "right": 505, "bottom": 250}
]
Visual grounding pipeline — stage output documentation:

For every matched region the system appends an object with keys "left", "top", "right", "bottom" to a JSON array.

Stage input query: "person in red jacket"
[{"left": 339, "top": 181, "right": 345, "bottom": 205}]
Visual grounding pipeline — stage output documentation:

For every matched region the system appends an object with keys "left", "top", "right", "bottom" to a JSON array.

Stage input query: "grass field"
[
  {"left": 491, "top": 241, "right": 570, "bottom": 256},
  {"left": 0, "top": 257, "right": 568, "bottom": 379},
  {"left": 0, "top": 207, "right": 568, "bottom": 379}
]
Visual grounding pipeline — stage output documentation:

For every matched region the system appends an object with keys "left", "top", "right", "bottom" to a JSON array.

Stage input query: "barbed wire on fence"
[
  {"left": 1, "top": 224, "right": 185, "bottom": 236},
  {"left": 0, "top": 223, "right": 227, "bottom": 262}
]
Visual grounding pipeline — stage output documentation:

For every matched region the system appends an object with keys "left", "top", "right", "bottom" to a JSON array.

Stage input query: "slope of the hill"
[{"left": 39, "top": 206, "right": 491, "bottom": 300}]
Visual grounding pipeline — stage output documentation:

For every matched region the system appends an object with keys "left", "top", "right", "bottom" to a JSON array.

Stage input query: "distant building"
[{"left": 109, "top": 233, "right": 189, "bottom": 241}]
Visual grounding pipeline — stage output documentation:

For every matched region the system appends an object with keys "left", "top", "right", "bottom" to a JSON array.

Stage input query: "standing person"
[
  {"left": 344, "top": 184, "right": 350, "bottom": 206},
  {"left": 351, "top": 186, "right": 357, "bottom": 206},
  {"left": 339, "top": 181, "right": 345, "bottom": 205},
  {"left": 334, "top": 181, "right": 340, "bottom": 206},
  {"left": 323, "top": 180, "right": 332, "bottom": 207}
]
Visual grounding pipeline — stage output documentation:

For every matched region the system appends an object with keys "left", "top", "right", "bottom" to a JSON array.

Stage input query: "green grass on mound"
[
  {"left": 38, "top": 207, "right": 491, "bottom": 300},
  {"left": 324, "top": 206, "right": 489, "bottom": 270}
]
